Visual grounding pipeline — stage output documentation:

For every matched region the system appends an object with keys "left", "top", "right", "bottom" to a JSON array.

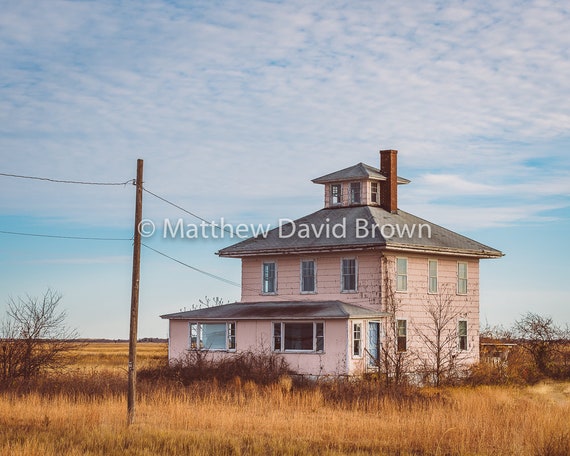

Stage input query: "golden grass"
[
  {"left": 1, "top": 342, "right": 569, "bottom": 456},
  {"left": 69, "top": 342, "right": 167, "bottom": 371}
]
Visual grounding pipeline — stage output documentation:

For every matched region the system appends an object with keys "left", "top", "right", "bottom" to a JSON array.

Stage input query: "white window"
[
  {"left": 341, "top": 258, "right": 357, "bottom": 292},
  {"left": 397, "top": 319, "right": 407, "bottom": 352},
  {"left": 396, "top": 258, "right": 408, "bottom": 291},
  {"left": 428, "top": 259, "right": 438, "bottom": 293},
  {"left": 370, "top": 182, "right": 379, "bottom": 203},
  {"left": 189, "top": 322, "right": 236, "bottom": 351},
  {"left": 352, "top": 322, "right": 362, "bottom": 357},
  {"left": 457, "top": 262, "right": 468, "bottom": 295},
  {"left": 350, "top": 182, "right": 361, "bottom": 204},
  {"left": 301, "top": 260, "right": 316, "bottom": 293},
  {"left": 330, "top": 184, "right": 342, "bottom": 205},
  {"left": 458, "top": 320, "right": 468, "bottom": 351},
  {"left": 262, "top": 262, "right": 276, "bottom": 293},
  {"left": 272, "top": 322, "right": 324, "bottom": 352}
]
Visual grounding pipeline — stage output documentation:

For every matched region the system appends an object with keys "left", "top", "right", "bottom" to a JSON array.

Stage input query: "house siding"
[
  {"left": 241, "top": 252, "right": 383, "bottom": 310},
  {"left": 242, "top": 252, "right": 480, "bottom": 368},
  {"left": 383, "top": 254, "right": 480, "bottom": 367},
  {"left": 168, "top": 319, "right": 351, "bottom": 376}
]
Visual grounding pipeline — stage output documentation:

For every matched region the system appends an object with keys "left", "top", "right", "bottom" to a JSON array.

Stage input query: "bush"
[{"left": 138, "top": 349, "right": 293, "bottom": 386}]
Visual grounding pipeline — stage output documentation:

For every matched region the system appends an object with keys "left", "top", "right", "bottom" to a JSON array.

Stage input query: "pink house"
[{"left": 162, "top": 150, "right": 502, "bottom": 379}]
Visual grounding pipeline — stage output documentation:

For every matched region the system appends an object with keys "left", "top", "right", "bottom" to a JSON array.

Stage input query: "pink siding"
[
  {"left": 241, "top": 251, "right": 481, "bottom": 367},
  {"left": 383, "top": 254, "right": 480, "bottom": 366},
  {"left": 169, "top": 251, "right": 482, "bottom": 375},
  {"left": 168, "top": 318, "right": 354, "bottom": 376},
  {"left": 241, "top": 252, "right": 383, "bottom": 311}
]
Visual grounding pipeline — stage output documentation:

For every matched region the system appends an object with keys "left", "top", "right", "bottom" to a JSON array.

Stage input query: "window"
[
  {"left": 301, "top": 260, "right": 316, "bottom": 293},
  {"left": 458, "top": 320, "right": 468, "bottom": 351},
  {"left": 370, "top": 182, "right": 379, "bottom": 203},
  {"left": 457, "top": 262, "right": 468, "bottom": 294},
  {"left": 352, "top": 323, "right": 362, "bottom": 357},
  {"left": 350, "top": 182, "right": 361, "bottom": 204},
  {"left": 368, "top": 321, "right": 381, "bottom": 366},
  {"left": 330, "top": 184, "right": 342, "bottom": 205},
  {"left": 396, "top": 258, "right": 408, "bottom": 291},
  {"left": 397, "top": 319, "right": 407, "bottom": 352},
  {"left": 428, "top": 259, "right": 438, "bottom": 293},
  {"left": 341, "top": 258, "right": 357, "bottom": 292},
  {"left": 272, "top": 322, "right": 324, "bottom": 352},
  {"left": 262, "top": 262, "right": 276, "bottom": 293},
  {"left": 189, "top": 322, "right": 236, "bottom": 351}
]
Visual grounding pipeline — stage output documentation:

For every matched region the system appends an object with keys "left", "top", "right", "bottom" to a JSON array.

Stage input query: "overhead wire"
[
  {"left": 141, "top": 242, "right": 240, "bottom": 287},
  {"left": 1, "top": 171, "right": 293, "bottom": 299},
  {"left": 0, "top": 229, "right": 131, "bottom": 241},
  {"left": 142, "top": 186, "right": 236, "bottom": 235},
  {"left": 0, "top": 172, "right": 134, "bottom": 186}
]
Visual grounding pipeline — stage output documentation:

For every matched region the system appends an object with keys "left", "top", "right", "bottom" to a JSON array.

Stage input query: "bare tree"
[
  {"left": 513, "top": 312, "right": 569, "bottom": 378},
  {"left": 414, "top": 284, "right": 470, "bottom": 386},
  {"left": 372, "top": 256, "right": 412, "bottom": 387},
  {"left": 0, "top": 289, "right": 80, "bottom": 380},
  {"left": 191, "top": 295, "right": 229, "bottom": 310}
]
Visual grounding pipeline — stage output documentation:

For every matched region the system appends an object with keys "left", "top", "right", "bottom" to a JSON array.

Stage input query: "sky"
[{"left": 0, "top": 0, "right": 569, "bottom": 339}]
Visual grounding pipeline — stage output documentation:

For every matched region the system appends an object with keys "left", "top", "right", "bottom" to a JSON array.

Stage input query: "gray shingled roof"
[
  {"left": 161, "top": 300, "right": 388, "bottom": 320},
  {"left": 217, "top": 206, "right": 503, "bottom": 258},
  {"left": 311, "top": 162, "right": 410, "bottom": 184}
]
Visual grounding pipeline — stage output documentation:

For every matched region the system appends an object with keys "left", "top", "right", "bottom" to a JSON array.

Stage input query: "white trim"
[
  {"left": 272, "top": 321, "right": 325, "bottom": 353},
  {"left": 396, "top": 318, "right": 408, "bottom": 352},
  {"left": 349, "top": 181, "right": 361, "bottom": 204},
  {"left": 340, "top": 257, "right": 358, "bottom": 292},
  {"left": 188, "top": 321, "right": 237, "bottom": 352},
  {"left": 458, "top": 319, "right": 468, "bottom": 351},
  {"left": 396, "top": 257, "right": 408, "bottom": 292},
  {"left": 428, "top": 259, "right": 438, "bottom": 294},
  {"left": 457, "top": 261, "right": 468, "bottom": 295},
  {"left": 300, "top": 258, "right": 317, "bottom": 294},
  {"left": 351, "top": 321, "right": 363, "bottom": 358},
  {"left": 330, "top": 183, "right": 342, "bottom": 206},
  {"left": 261, "top": 260, "right": 278, "bottom": 295}
]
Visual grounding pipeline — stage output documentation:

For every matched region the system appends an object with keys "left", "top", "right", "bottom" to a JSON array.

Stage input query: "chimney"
[{"left": 380, "top": 149, "right": 398, "bottom": 213}]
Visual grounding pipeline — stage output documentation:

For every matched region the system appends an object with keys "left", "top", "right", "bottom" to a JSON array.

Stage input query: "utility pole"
[{"left": 127, "top": 158, "right": 143, "bottom": 425}]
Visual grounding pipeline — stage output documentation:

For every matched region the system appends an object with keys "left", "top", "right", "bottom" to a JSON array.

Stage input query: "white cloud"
[{"left": 1, "top": 0, "right": 569, "bottom": 336}]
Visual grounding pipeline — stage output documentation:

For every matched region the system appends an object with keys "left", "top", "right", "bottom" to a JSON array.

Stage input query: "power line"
[
  {"left": 141, "top": 242, "right": 301, "bottom": 302},
  {"left": 141, "top": 242, "right": 241, "bottom": 287},
  {"left": 0, "top": 229, "right": 131, "bottom": 241},
  {"left": 142, "top": 187, "right": 234, "bottom": 235},
  {"left": 0, "top": 172, "right": 134, "bottom": 186}
]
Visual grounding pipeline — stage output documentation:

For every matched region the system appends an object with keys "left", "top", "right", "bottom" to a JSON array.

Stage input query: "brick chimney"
[{"left": 380, "top": 149, "right": 398, "bottom": 213}]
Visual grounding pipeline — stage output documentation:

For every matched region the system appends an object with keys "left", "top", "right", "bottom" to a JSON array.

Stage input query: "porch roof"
[{"left": 161, "top": 300, "right": 389, "bottom": 321}]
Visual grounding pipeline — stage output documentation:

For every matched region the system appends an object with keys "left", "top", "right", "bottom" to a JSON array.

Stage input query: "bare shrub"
[
  {"left": 0, "top": 289, "right": 81, "bottom": 381},
  {"left": 138, "top": 348, "right": 293, "bottom": 386},
  {"left": 513, "top": 312, "right": 570, "bottom": 379}
]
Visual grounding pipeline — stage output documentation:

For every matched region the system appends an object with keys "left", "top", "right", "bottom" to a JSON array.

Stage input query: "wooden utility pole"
[{"left": 127, "top": 158, "right": 143, "bottom": 425}]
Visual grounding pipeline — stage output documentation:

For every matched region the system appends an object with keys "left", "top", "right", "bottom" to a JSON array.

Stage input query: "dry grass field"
[{"left": 1, "top": 342, "right": 569, "bottom": 455}]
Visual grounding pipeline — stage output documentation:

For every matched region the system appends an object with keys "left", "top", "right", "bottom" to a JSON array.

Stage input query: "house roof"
[
  {"left": 217, "top": 205, "right": 503, "bottom": 258},
  {"left": 311, "top": 162, "right": 411, "bottom": 184},
  {"left": 161, "top": 300, "right": 389, "bottom": 321}
]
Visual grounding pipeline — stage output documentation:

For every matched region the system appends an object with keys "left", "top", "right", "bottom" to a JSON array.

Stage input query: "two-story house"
[{"left": 161, "top": 150, "right": 502, "bottom": 377}]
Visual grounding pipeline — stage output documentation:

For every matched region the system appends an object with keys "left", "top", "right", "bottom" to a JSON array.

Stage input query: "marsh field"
[{"left": 1, "top": 342, "right": 569, "bottom": 456}]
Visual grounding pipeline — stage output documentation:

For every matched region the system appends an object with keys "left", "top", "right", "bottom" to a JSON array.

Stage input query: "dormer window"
[
  {"left": 371, "top": 182, "right": 379, "bottom": 204},
  {"left": 330, "top": 184, "right": 342, "bottom": 205},
  {"left": 350, "top": 182, "right": 361, "bottom": 204}
]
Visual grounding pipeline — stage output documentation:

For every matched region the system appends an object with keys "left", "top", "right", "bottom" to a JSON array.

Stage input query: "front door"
[{"left": 368, "top": 321, "right": 381, "bottom": 367}]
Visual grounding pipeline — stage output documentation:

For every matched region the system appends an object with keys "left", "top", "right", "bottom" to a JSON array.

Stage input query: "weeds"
[{"left": 1, "top": 342, "right": 569, "bottom": 456}]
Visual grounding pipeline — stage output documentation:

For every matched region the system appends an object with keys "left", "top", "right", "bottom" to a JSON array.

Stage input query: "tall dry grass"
[{"left": 1, "top": 342, "right": 569, "bottom": 455}]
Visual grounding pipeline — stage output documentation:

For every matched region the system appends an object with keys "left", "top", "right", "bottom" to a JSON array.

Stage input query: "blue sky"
[{"left": 1, "top": 0, "right": 569, "bottom": 338}]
